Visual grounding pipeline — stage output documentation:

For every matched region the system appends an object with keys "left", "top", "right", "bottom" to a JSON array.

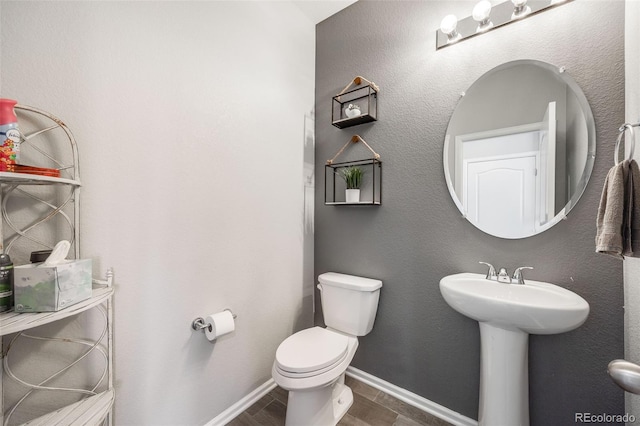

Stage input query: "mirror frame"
[{"left": 443, "top": 60, "right": 596, "bottom": 239}]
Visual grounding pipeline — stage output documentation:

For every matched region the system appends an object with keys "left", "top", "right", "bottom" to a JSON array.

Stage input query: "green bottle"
[{"left": 0, "top": 254, "right": 14, "bottom": 312}]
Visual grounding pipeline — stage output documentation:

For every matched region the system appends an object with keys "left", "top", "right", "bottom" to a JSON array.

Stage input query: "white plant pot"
[{"left": 345, "top": 189, "right": 360, "bottom": 203}]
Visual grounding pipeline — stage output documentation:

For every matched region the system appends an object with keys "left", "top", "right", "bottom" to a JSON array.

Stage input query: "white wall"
[
  {"left": 1, "top": 1, "right": 315, "bottom": 424},
  {"left": 625, "top": 0, "right": 640, "bottom": 421}
]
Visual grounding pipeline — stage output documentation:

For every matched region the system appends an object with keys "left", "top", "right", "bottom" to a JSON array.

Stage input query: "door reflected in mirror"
[{"left": 443, "top": 60, "right": 595, "bottom": 239}]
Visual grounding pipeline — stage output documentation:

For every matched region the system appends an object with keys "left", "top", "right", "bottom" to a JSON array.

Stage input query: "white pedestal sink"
[{"left": 440, "top": 273, "right": 590, "bottom": 426}]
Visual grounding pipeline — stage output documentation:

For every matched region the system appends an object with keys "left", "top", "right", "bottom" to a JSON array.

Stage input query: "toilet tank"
[{"left": 318, "top": 272, "right": 382, "bottom": 336}]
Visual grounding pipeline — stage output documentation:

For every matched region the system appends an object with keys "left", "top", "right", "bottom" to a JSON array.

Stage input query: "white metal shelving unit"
[{"left": 0, "top": 105, "right": 114, "bottom": 426}]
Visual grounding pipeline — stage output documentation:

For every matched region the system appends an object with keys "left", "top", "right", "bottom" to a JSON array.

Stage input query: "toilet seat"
[{"left": 275, "top": 327, "right": 349, "bottom": 378}]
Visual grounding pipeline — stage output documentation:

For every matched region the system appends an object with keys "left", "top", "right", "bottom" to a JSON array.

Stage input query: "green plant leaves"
[{"left": 338, "top": 166, "right": 363, "bottom": 189}]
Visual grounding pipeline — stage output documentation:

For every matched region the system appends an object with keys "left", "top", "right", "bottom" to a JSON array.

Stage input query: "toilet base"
[{"left": 285, "top": 377, "right": 353, "bottom": 426}]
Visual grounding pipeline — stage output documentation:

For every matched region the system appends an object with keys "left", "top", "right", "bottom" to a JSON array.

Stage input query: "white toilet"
[{"left": 272, "top": 272, "right": 382, "bottom": 426}]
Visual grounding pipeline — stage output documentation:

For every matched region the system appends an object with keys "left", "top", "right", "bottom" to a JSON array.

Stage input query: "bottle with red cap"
[{"left": 0, "top": 98, "right": 21, "bottom": 169}]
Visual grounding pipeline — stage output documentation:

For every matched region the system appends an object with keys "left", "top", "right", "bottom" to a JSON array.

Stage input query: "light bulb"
[
  {"left": 511, "top": 0, "right": 530, "bottom": 17},
  {"left": 472, "top": 1, "right": 492, "bottom": 25},
  {"left": 440, "top": 14, "right": 458, "bottom": 37}
]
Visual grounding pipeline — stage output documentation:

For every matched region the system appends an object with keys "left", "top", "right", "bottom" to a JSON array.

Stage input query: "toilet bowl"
[
  {"left": 272, "top": 272, "right": 382, "bottom": 426},
  {"left": 272, "top": 327, "right": 358, "bottom": 425}
]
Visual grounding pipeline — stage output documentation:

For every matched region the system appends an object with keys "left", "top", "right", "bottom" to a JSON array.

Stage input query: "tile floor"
[{"left": 227, "top": 376, "right": 454, "bottom": 426}]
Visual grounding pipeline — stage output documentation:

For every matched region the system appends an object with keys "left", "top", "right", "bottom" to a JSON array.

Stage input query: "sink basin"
[
  {"left": 440, "top": 272, "right": 590, "bottom": 334},
  {"left": 440, "top": 272, "right": 590, "bottom": 426}
]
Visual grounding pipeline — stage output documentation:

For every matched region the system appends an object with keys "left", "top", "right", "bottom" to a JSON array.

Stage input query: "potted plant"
[{"left": 338, "top": 166, "right": 364, "bottom": 203}]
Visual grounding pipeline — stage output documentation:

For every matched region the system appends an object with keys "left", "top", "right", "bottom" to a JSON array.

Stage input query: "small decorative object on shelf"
[
  {"left": 0, "top": 98, "right": 22, "bottom": 167},
  {"left": 0, "top": 253, "right": 14, "bottom": 312},
  {"left": 344, "top": 104, "right": 362, "bottom": 118},
  {"left": 332, "top": 76, "right": 379, "bottom": 129},
  {"left": 325, "top": 135, "right": 382, "bottom": 205}
]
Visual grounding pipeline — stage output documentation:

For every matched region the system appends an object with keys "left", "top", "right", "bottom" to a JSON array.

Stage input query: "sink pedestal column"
[{"left": 478, "top": 323, "right": 529, "bottom": 426}]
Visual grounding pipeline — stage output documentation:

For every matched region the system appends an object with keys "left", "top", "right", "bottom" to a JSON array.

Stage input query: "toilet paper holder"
[{"left": 191, "top": 309, "right": 237, "bottom": 332}]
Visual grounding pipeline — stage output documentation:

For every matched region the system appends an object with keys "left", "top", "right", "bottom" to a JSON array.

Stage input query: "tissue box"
[{"left": 14, "top": 259, "right": 92, "bottom": 312}]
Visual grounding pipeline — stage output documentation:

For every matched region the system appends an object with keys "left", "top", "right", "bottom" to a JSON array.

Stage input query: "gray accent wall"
[{"left": 315, "top": 1, "right": 625, "bottom": 423}]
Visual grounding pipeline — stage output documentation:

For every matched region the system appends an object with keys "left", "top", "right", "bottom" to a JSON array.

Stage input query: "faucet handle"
[
  {"left": 512, "top": 266, "right": 533, "bottom": 284},
  {"left": 479, "top": 262, "right": 497, "bottom": 280}
]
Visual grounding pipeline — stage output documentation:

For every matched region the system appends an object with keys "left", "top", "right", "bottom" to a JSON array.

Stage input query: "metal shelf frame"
[{"left": 0, "top": 105, "right": 114, "bottom": 426}]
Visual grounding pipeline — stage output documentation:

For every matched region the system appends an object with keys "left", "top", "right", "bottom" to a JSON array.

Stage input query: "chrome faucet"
[
  {"left": 479, "top": 262, "right": 497, "bottom": 280},
  {"left": 512, "top": 266, "right": 533, "bottom": 285},
  {"left": 497, "top": 267, "right": 511, "bottom": 283},
  {"left": 479, "top": 262, "right": 534, "bottom": 284}
]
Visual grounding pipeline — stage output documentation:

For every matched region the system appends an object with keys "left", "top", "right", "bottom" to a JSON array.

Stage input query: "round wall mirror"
[{"left": 443, "top": 60, "right": 596, "bottom": 239}]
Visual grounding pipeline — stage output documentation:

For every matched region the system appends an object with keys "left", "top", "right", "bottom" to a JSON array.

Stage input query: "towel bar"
[{"left": 615, "top": 123, "right": 640, "bottom": 165}]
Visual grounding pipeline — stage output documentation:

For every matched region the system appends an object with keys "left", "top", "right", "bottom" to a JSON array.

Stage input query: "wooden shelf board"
[{"left": 325, "top": 201, "right": 381, "bottom": 206}]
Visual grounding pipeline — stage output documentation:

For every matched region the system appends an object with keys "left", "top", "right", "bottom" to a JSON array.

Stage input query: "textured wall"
[
  {"left": 315, "top": 1, "right": 625, "bottom": 423},
  {"left": 1, "top": 2, "right": 315, "bottom": 424}
]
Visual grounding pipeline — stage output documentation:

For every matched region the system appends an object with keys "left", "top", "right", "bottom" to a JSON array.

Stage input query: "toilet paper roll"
[{"left": 204, "top": 310, "right": 235, "bottom": 341}]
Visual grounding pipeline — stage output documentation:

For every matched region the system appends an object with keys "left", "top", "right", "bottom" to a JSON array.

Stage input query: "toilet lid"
[{"left": 275, "top": 327, "right": 349, "bottom": 374}]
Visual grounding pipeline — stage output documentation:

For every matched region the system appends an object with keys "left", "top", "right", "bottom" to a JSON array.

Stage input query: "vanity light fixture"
[
  {"left": 511, "top": 0, "right": 530, "bottom": 18},
  {"left": 436, "top": 0, "right": 572, "bottom": 50},
  {"left": 440, "top": 14, "right": 460, "bottom": 42},
  {"left": 472, "top": 1, "right": 493, "bottom": 32}
]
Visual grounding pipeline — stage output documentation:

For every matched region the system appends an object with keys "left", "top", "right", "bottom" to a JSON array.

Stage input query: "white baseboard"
[
  {"left": 206, "top": 368, "right": 477, "bottom": 426},
  {"left": 205, "top": 378, "right": 277, "bottom": 426},
  {"left": 346, "top": 366, "right": 478, "bottom": 426}
]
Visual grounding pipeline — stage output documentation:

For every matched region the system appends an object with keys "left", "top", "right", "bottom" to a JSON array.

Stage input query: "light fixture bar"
[{"left": 436, "top": 0, "right": 572, "bottom": 50}]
